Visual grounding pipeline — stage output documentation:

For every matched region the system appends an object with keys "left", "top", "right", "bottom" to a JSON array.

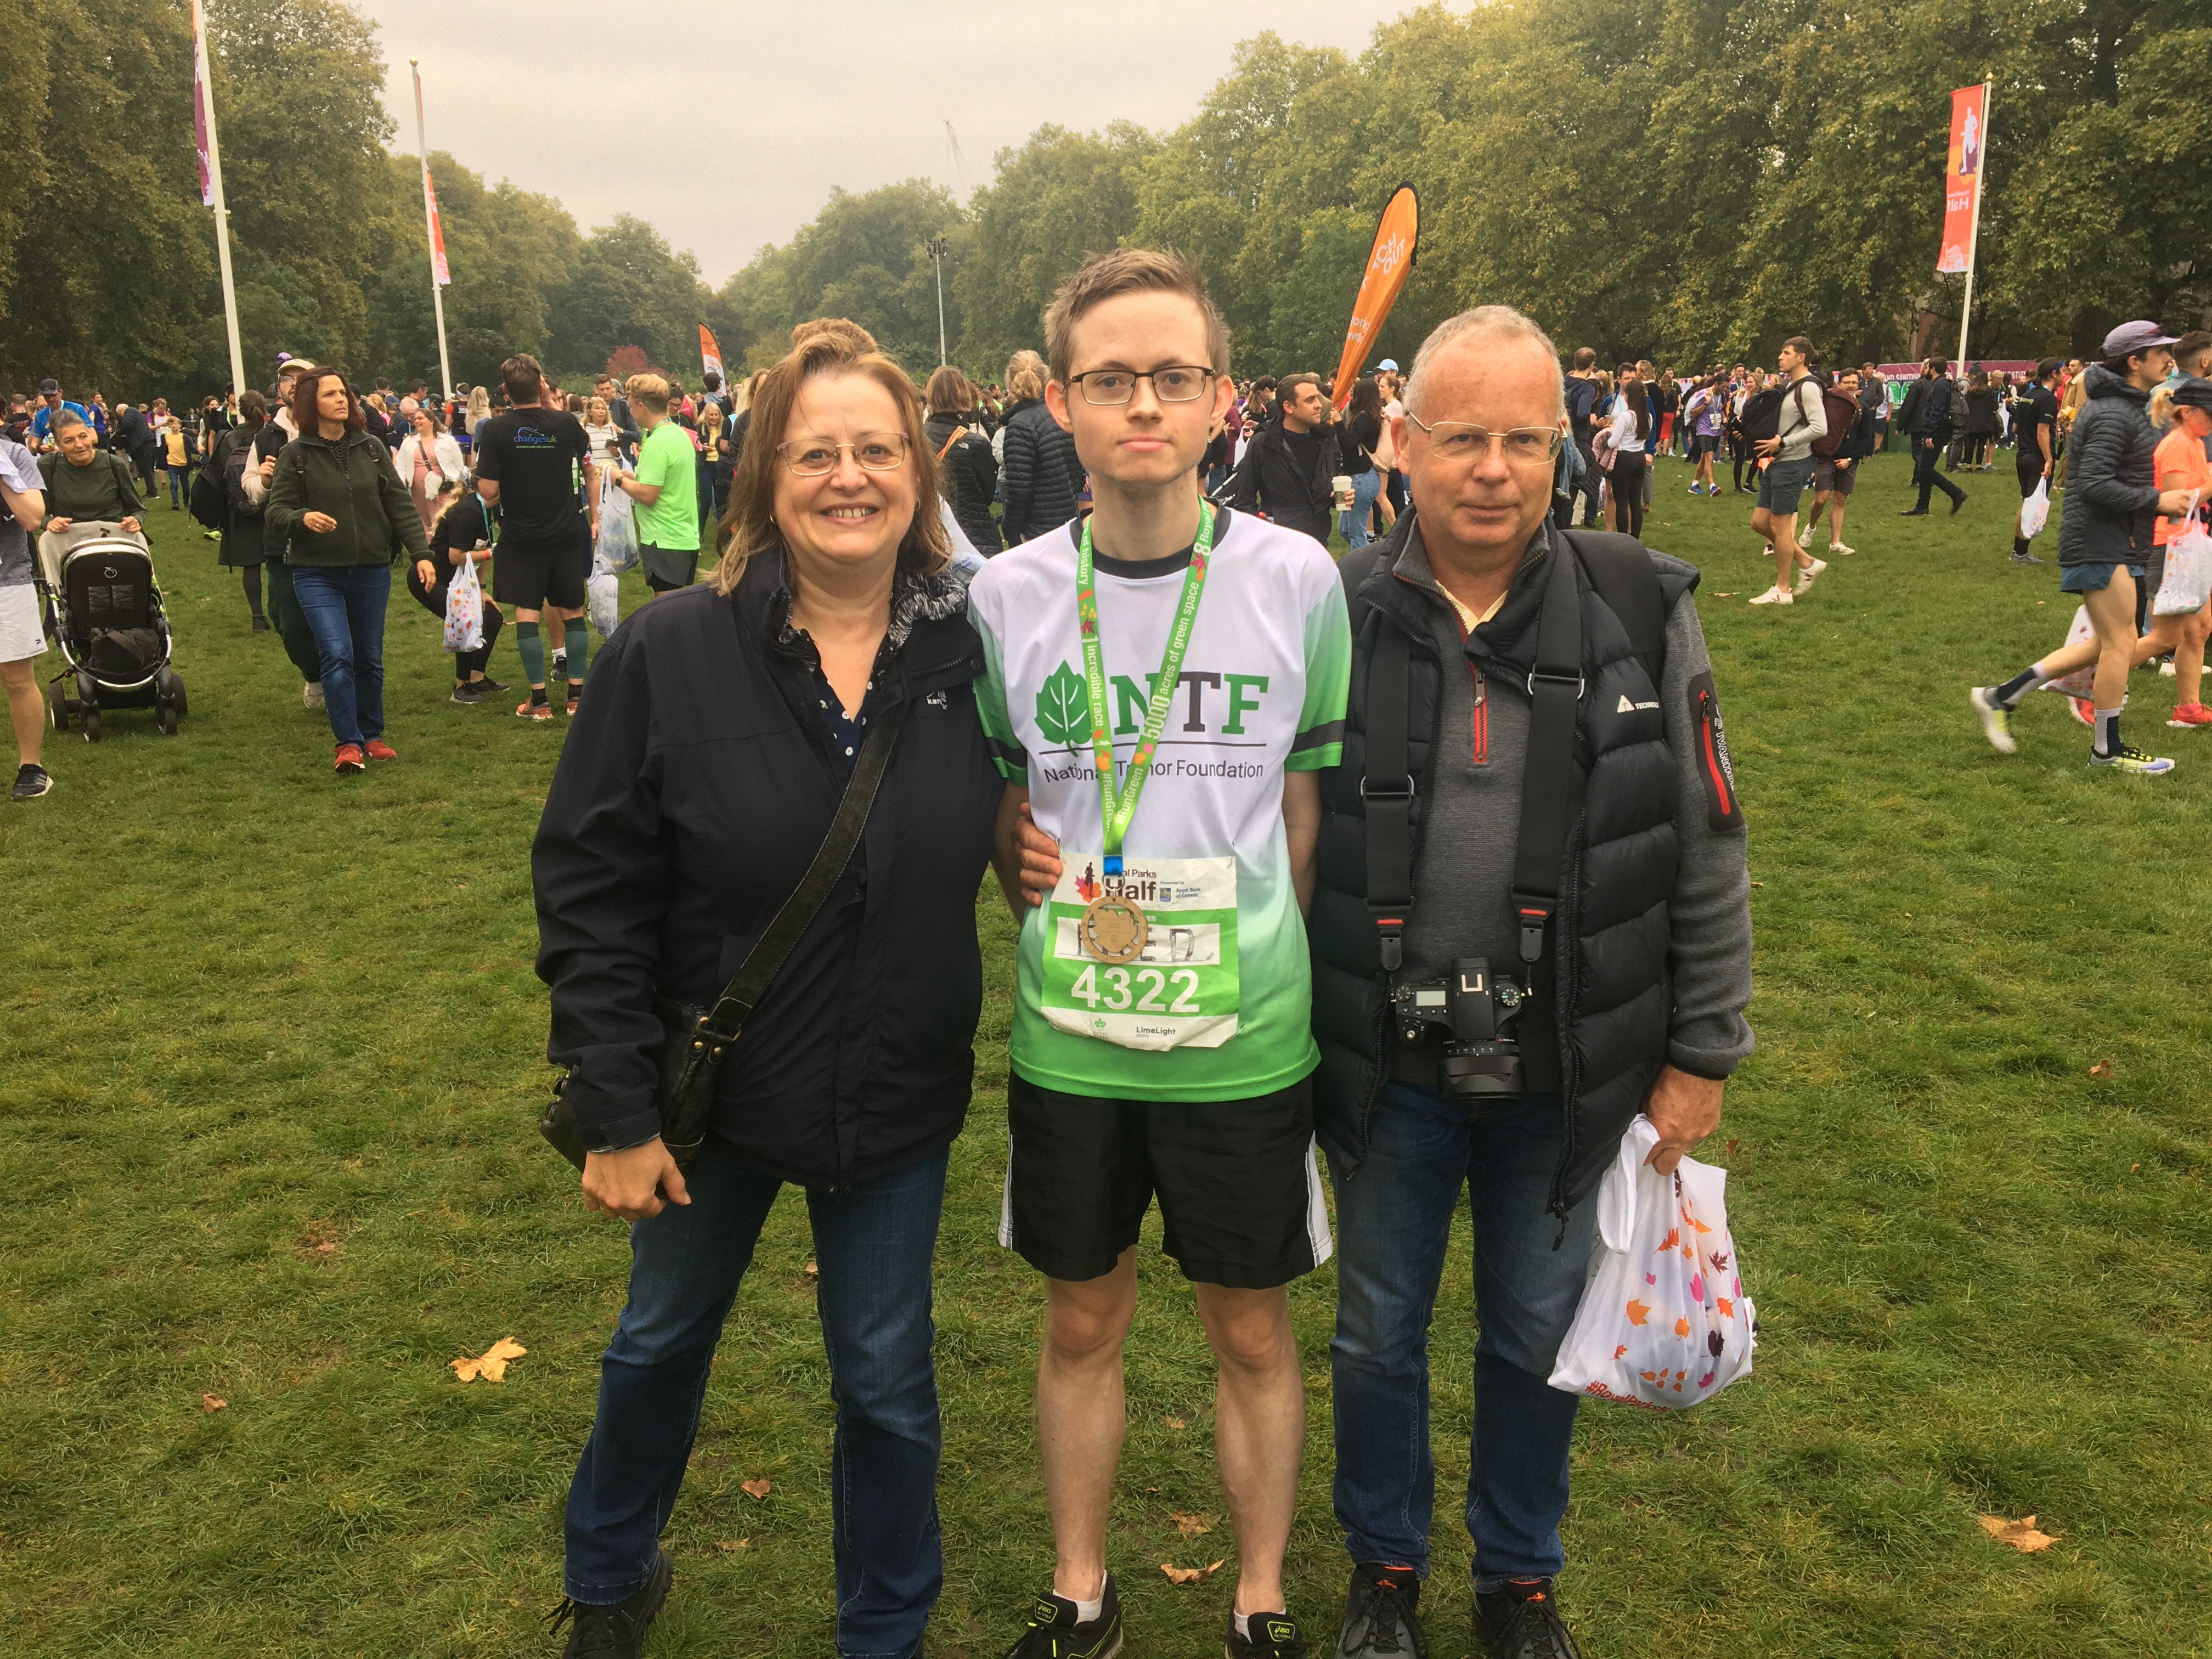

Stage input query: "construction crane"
[{"left": 945, "top": 121, "right": 970, "bottom": 197}]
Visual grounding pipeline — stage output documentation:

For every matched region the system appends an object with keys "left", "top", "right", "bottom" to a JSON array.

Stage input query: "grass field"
[{"left": 4, "top": 450, "right": 2210, "bottom": 1658}]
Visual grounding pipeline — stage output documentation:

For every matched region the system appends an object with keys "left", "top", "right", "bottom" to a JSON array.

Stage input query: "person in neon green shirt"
[
  {"left": 971, "top": 249, "right": 1351, "bottom": 1659},
  {"left": 608, "top": 374, "right": 699, "bottom": 592}
]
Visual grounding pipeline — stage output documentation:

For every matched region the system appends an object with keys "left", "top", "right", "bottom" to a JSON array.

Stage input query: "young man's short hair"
[
  {"left": 1277, "top": 372, "right": 1321, "bottom": 404},
  {"left": 625, "top": 374, "right": 670, "bottom": 415},
  {"left": 501, "top": 354, "right": 545, "bottom": 404},
  {"left": 1042, "top": 248, "right": 1231, "bottom": 387},
  {"left": 1571, "top": 347, "right": 1597, "bottom": 371},
  {"left": 2172, "top": 331, "right": 2212, "bottom": 373}
]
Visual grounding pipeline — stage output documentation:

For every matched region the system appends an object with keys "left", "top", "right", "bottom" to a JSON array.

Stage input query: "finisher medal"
[{"left": 1072, "top": 504, "right": 1215, "bottom": 963}]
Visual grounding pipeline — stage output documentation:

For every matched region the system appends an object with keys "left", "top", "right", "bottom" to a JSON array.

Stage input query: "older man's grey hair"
[{"left": 1403, "top": 306, "right": 1565, "bottom": 422}]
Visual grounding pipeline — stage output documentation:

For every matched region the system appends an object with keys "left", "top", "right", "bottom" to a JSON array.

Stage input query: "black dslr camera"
[{"left": 1391, "top": 956, "right": 1527, "bottom": 1099}]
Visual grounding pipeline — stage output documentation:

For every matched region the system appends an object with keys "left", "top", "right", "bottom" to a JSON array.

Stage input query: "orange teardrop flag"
[{"left": 1330, "top": 185, "right": 1420, "bottom": 411}]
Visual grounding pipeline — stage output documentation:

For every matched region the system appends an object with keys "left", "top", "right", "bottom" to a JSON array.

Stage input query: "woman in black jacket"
[
  {"left": 923, "top": 365, "right": 1001, "bottom": 554},
  {"left": 1963, "top": 372, "right": 2000, "bottom": 470},
  {"left": 533, "top": 326, "right": 1005, "bottom": 1659},
  {"left": 998, "top": 348, "right": 1083, "bottom": 546}
]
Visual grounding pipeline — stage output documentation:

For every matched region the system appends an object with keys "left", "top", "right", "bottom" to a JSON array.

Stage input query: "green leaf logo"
[{"left": 1034, "top": 661, "right": 1092, "bottom": 749}]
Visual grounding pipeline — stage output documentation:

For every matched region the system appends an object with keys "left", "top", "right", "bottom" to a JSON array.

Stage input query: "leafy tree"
[{"left": 550, "top": 215, "right": 716, "bottom": 383}]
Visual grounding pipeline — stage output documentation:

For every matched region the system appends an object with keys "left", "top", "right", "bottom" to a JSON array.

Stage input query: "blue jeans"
[
  {"left": 565, "top": 1139, "right": 949, "bottom": 1659},
  {"left": 1327, "top": 1083, "right": 1598, "bottom": 1590},
  {"left": 1341, "top": 469, "right": 1384, "bottom": 548},
  {"left": 289, "top": 563, "right": 391, "bottom": 747}
]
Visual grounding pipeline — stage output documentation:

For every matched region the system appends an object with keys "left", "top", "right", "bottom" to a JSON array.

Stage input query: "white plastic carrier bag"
[
  {"left": 2017, "top": 476, "right": 2050, "bottom": 540},
  {"left": 2153, "top": 494, "right": 2210, "bottom": 617},
  {"left": 2036, "top": 605, "right": 2099, "bottom": 699},
  {"left": 1548, "top": 1115, "right": 1756, "bottom": 1409},
  {"left": 587, "top": 552, "right": 621, "bottom": 640},
  {"left": 442, "top": 551, "right": 484, "bottom": 654},
  {"left": 596, "top": 479, "right": 640, "bottom": 574}
]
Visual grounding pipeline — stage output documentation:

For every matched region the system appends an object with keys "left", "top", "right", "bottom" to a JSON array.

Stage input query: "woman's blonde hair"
[
  {"left": 587, "top": 396, "right": 610, "bottom": 425},
  {"left": 709, "top": 329, "right": 949, "bottom": 596},
  {"left": 464, "top": 385, "right": 490, "bottom": 432},
  {"left": 1006, "top": 349, "right": 1047, "bottom": 401},
  {"left": 2150, "top": 383, "right": 2185, "bottom": 430}
]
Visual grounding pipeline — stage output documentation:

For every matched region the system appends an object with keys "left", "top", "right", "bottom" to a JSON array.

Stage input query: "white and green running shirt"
[{"left": 969, "top": 509, "right": 1352, "bottom": 1101}]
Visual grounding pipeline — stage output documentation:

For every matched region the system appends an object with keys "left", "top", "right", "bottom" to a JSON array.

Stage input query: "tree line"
[{"left": 2, "top": 0, "right": 2197, "bottom": 403}]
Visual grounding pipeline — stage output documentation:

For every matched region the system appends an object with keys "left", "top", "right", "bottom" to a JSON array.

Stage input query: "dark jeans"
[
  {"left": 1565, "top": 437, "right": 1602, "bottom": 526},
  {"left": 565, "top": 1139, "right": 949, "bottom": 1659},
  {"left": 1328, "top": 1083, "right": 1598, "bottom": 1590},
  {"left": 1609, "top": 450, "right": 1647, "bottom": 539},
  {"left": 1912, "top": 437, "right": 1966, "bottom": 509},
  {"left": 263, "top": 560, "right": 322, "bottom": 683},
  {"left": 290, "top": 563, "right": 391, "bottom": 746},
  {"left": 165, "top": 465, "right": 191, "bottom": 507}
]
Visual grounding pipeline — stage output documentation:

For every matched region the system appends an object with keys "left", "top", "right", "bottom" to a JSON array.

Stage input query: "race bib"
[{"left": 1040, "top": 854, "right": 1239, "bottom": 1050}]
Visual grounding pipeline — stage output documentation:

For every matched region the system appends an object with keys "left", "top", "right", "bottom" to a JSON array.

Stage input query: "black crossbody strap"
[
  {"left": 695, "top": 698, "right": 910, "bottom": 1042},
  {"left": 1510, "top": 543, "right": 1585, "bottom": 966},
  {"left": 1363, "top": 622, "right": 1414, "bottom": 972}
]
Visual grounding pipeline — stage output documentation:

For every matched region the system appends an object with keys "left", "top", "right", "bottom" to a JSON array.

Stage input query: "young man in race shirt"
[
  {"left": 2008, "top": 359, "right": 2063, "bottom": 565},
  {"left": 472, "top": 354, "right": 597, "bottom": 718},
  {"left": 971, "top": 249, "right": 1351, "bottom": 1659}
]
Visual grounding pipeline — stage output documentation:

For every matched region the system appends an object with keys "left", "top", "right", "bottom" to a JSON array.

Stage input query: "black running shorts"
[
  {"left": 493, "top": 540, "right": 586, "bottom": 611},
  {"left": 2018, "top": 454, "right": 2048, "bottom": 498},
  {"left": 1001, "top": 1071, "right": 1331, "bottom": 1289}
]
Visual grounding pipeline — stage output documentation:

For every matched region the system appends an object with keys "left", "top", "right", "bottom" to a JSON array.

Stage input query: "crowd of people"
[{"left": 5, "top": 257, "right": 2206, "bottom": 1659}]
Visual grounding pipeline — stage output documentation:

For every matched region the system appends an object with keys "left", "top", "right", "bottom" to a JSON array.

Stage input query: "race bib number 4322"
[{"left": 1039, "top": 854, "right": 1239, "bottom": 1051}]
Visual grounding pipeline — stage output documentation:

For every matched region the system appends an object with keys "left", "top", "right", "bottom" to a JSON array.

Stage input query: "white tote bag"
[
  {"left": 442, "top": 551, "right": 484, "bottom": 654},
  {"left": 1548, "top": 1116, "right": 1756, "bottom": 1409}
]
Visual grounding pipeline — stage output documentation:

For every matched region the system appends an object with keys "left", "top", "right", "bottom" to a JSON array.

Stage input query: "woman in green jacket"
[{"left": 264, "top": 367, "right": 430, "bottom": 774}]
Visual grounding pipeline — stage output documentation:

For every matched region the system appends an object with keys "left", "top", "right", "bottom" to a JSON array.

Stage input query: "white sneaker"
[
  {"left": 1748, "top": 585, "right": 1793, "bottom": 606},
  {"left": 303, "top": 681, "right": 325, "bottom": 710},
  {"left": 1795, "top": 558, "right": 1828, "bottom": 594},
  {"left": 1830, "top": 542, "right": 1854, "bottom": 556},
  {"left": 2159, "top": 658, "right": 2177, "bottom": 678},
  {"left": 1796, "top": 523, "right": 1813, "bottom": 550}
]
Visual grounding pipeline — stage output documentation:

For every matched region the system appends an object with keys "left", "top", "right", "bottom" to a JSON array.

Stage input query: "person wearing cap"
[
  {"left": 29, "top": 381, "right": 91, "bottom": 453},
  {"left": 1971, "top": 323, "right": 2197, "bottom": 774}
]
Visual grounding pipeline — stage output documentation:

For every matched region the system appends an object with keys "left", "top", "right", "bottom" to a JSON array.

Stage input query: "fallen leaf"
[
  {"left": 1161, "top": 1415, "right": 1187, "bottom": 1430},
  {"left": 1160, "top": 1559, "right": 1226, "bottom": 1585},
  {"left": 1171, "top": 1510, "right": 1214, "bottom": 1538},
  {"left": 1716, "top": 591, "right": 1737, "bottom": 598},
  {"left": 1725, "top": 1139, "right": 1740, "bottom": 1158},
  {"left": 741, "top": 1477, "right": 773, "bottom": 1499},
  {"left": 450, "top": 1337, "right": 528, "bottom": 1384},
  {"left": 1978, "top": 1513, "right": 2058, "bottom": 1553},
  {"left": 2130, "top": 1163, "right": 2140, "bottom": 1172},
  {"left": 2089, "top": 1060, "right": 2113, "bottom": 1080},
  {"left": 200, "top": 1393, "right": 227, "bottom": 1413},
  {"left": 1749, "top": 881, "right": 1764, "bottom": 889},
  {"left": 715, "top": 1539, "right": 751, "bottom": 1553},
  {"left": 803, "top": 1261, "right": 819, "bottom": 1277}
]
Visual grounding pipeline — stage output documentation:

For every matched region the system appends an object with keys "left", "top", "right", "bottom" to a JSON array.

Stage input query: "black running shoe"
[
  {"left": 1474, "top": 1579, "right": 1582, "bottom": 1659},
  {"left": 1950, "top": 492, "right": 1968, "bottom": 515},
  {"left": 1338, "top": 1564, "right": 1426, "bottom": 1657},
  {"left": 477, "top": 677, "right": 512, "bottom": 694},
  {"left": 12, "top": 763, "right": 52, "bottom": 802},
  {"left": 1229, "top": 1607, "right": 1310, "bottom": 1659},
  {"left": 451, "top": 682, "right": 485, "bottom": 704},
  {"left": 1001, "top": 1576, "right": 1122, "bottom": 1658},
  {"left": 546, "top": 1549, "right": 672, "bottom": 1658}
]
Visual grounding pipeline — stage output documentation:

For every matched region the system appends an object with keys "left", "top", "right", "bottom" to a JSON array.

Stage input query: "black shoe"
[
  {"left": 12, "top": 763, "right": 52, "bottom": 802},
  {"left": 451, "top": 682, "right": 485, "bottom": 704},
  {"left": 477, "top": 676, "right": 512, "bottom": 694},
  {"left": 1229, "top": 1607, "right": 1310, "bottom": 1659},
  {"left": 251, "top": 614, "right": 270, "bottom": 632},
  {"left": 1950, "top": 492, "right": 1968, "bottom": 515},
  {"left": 1474, "top": 1581, "right": 1581, "bottom": 1659},
  {"left": 1338, "top": 1564, "right": 1426, "bottom": 1657},
  {"left": 547, "top": 1549, "right": 672, "bottom": 1658},
  {"left": 1001, "top": 1576, "right": 1122, "bottom": 1658},
  {"left": 551, "top": 650, "right": 568, "bottom": 680},
  {"left": 1898, "top": 507, "right": 1929, "bottom": 516}
]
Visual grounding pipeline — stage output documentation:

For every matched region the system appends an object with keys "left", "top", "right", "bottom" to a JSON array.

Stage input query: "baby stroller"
[{"left": 36, "top": 522, "right": 187, "bottom": 740}]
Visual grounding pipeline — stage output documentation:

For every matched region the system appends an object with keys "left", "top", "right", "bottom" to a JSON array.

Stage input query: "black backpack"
[
  {"left": 1737, "top": 386, "right": 1787, "bottom": 442},
  {"left": 188, "top": 438, "right": 230, "bottom": 528},
  {"left": 225, "top": 431, "right": 265, "bottom": 521}
]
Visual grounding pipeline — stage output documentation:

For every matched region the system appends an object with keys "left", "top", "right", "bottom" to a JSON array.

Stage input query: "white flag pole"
[
  {"left": 193, "top": 0, "right": 247, "bottom": 399},
  {"left": 1954, "top": 78, "right": 1991, "bottom": 377},
  {"left": 410, "top": 58, "right": 454, "bottom": 403}
]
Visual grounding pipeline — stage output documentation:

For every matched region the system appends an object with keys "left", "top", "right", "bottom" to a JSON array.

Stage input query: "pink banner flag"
[{"left": 425, "top": 169, "right": 451, "bottom": 285}]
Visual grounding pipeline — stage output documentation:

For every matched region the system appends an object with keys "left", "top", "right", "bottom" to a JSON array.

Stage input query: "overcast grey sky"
[{"left": 361, "top": 1, "right": 1413, "bottom": 286}]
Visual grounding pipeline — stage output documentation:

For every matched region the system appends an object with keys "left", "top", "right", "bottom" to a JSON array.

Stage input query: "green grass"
[{"left": 4, "top": 454, "right": 2210, "bottom": 1657}]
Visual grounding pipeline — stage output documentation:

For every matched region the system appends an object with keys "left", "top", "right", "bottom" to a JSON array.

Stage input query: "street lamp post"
[{"left": 927, "top": 235, "right": 949, "bottom": 367}]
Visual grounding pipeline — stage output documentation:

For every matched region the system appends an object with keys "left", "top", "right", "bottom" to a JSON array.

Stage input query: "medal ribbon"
[{"left": 1076, "top": 503, "right": 1215, "bottom": 874}]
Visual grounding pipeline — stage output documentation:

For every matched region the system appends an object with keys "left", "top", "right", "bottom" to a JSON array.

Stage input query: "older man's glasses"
[
  {"left": 778, "top": 432, "right": 910, "bottom": 476},
  {"left": 1066, "top": 366, "right": 1215, "bottom": 406},
  {"left": 1407, "top": 414, "right": 1563, "bottom": 465}
]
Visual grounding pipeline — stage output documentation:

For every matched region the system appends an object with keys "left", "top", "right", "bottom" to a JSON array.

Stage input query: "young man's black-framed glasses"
[{"left": 1066, "top": 366, "right": 1216, "bottom": 406}]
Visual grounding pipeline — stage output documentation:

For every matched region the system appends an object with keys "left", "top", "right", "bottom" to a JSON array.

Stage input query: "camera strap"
[
  {"left": 1363, "top": 623, "right": 1414, "bottom": 970},
  {"left": 1510, "top": 542, "right": 1587, "bottom": 967}
]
